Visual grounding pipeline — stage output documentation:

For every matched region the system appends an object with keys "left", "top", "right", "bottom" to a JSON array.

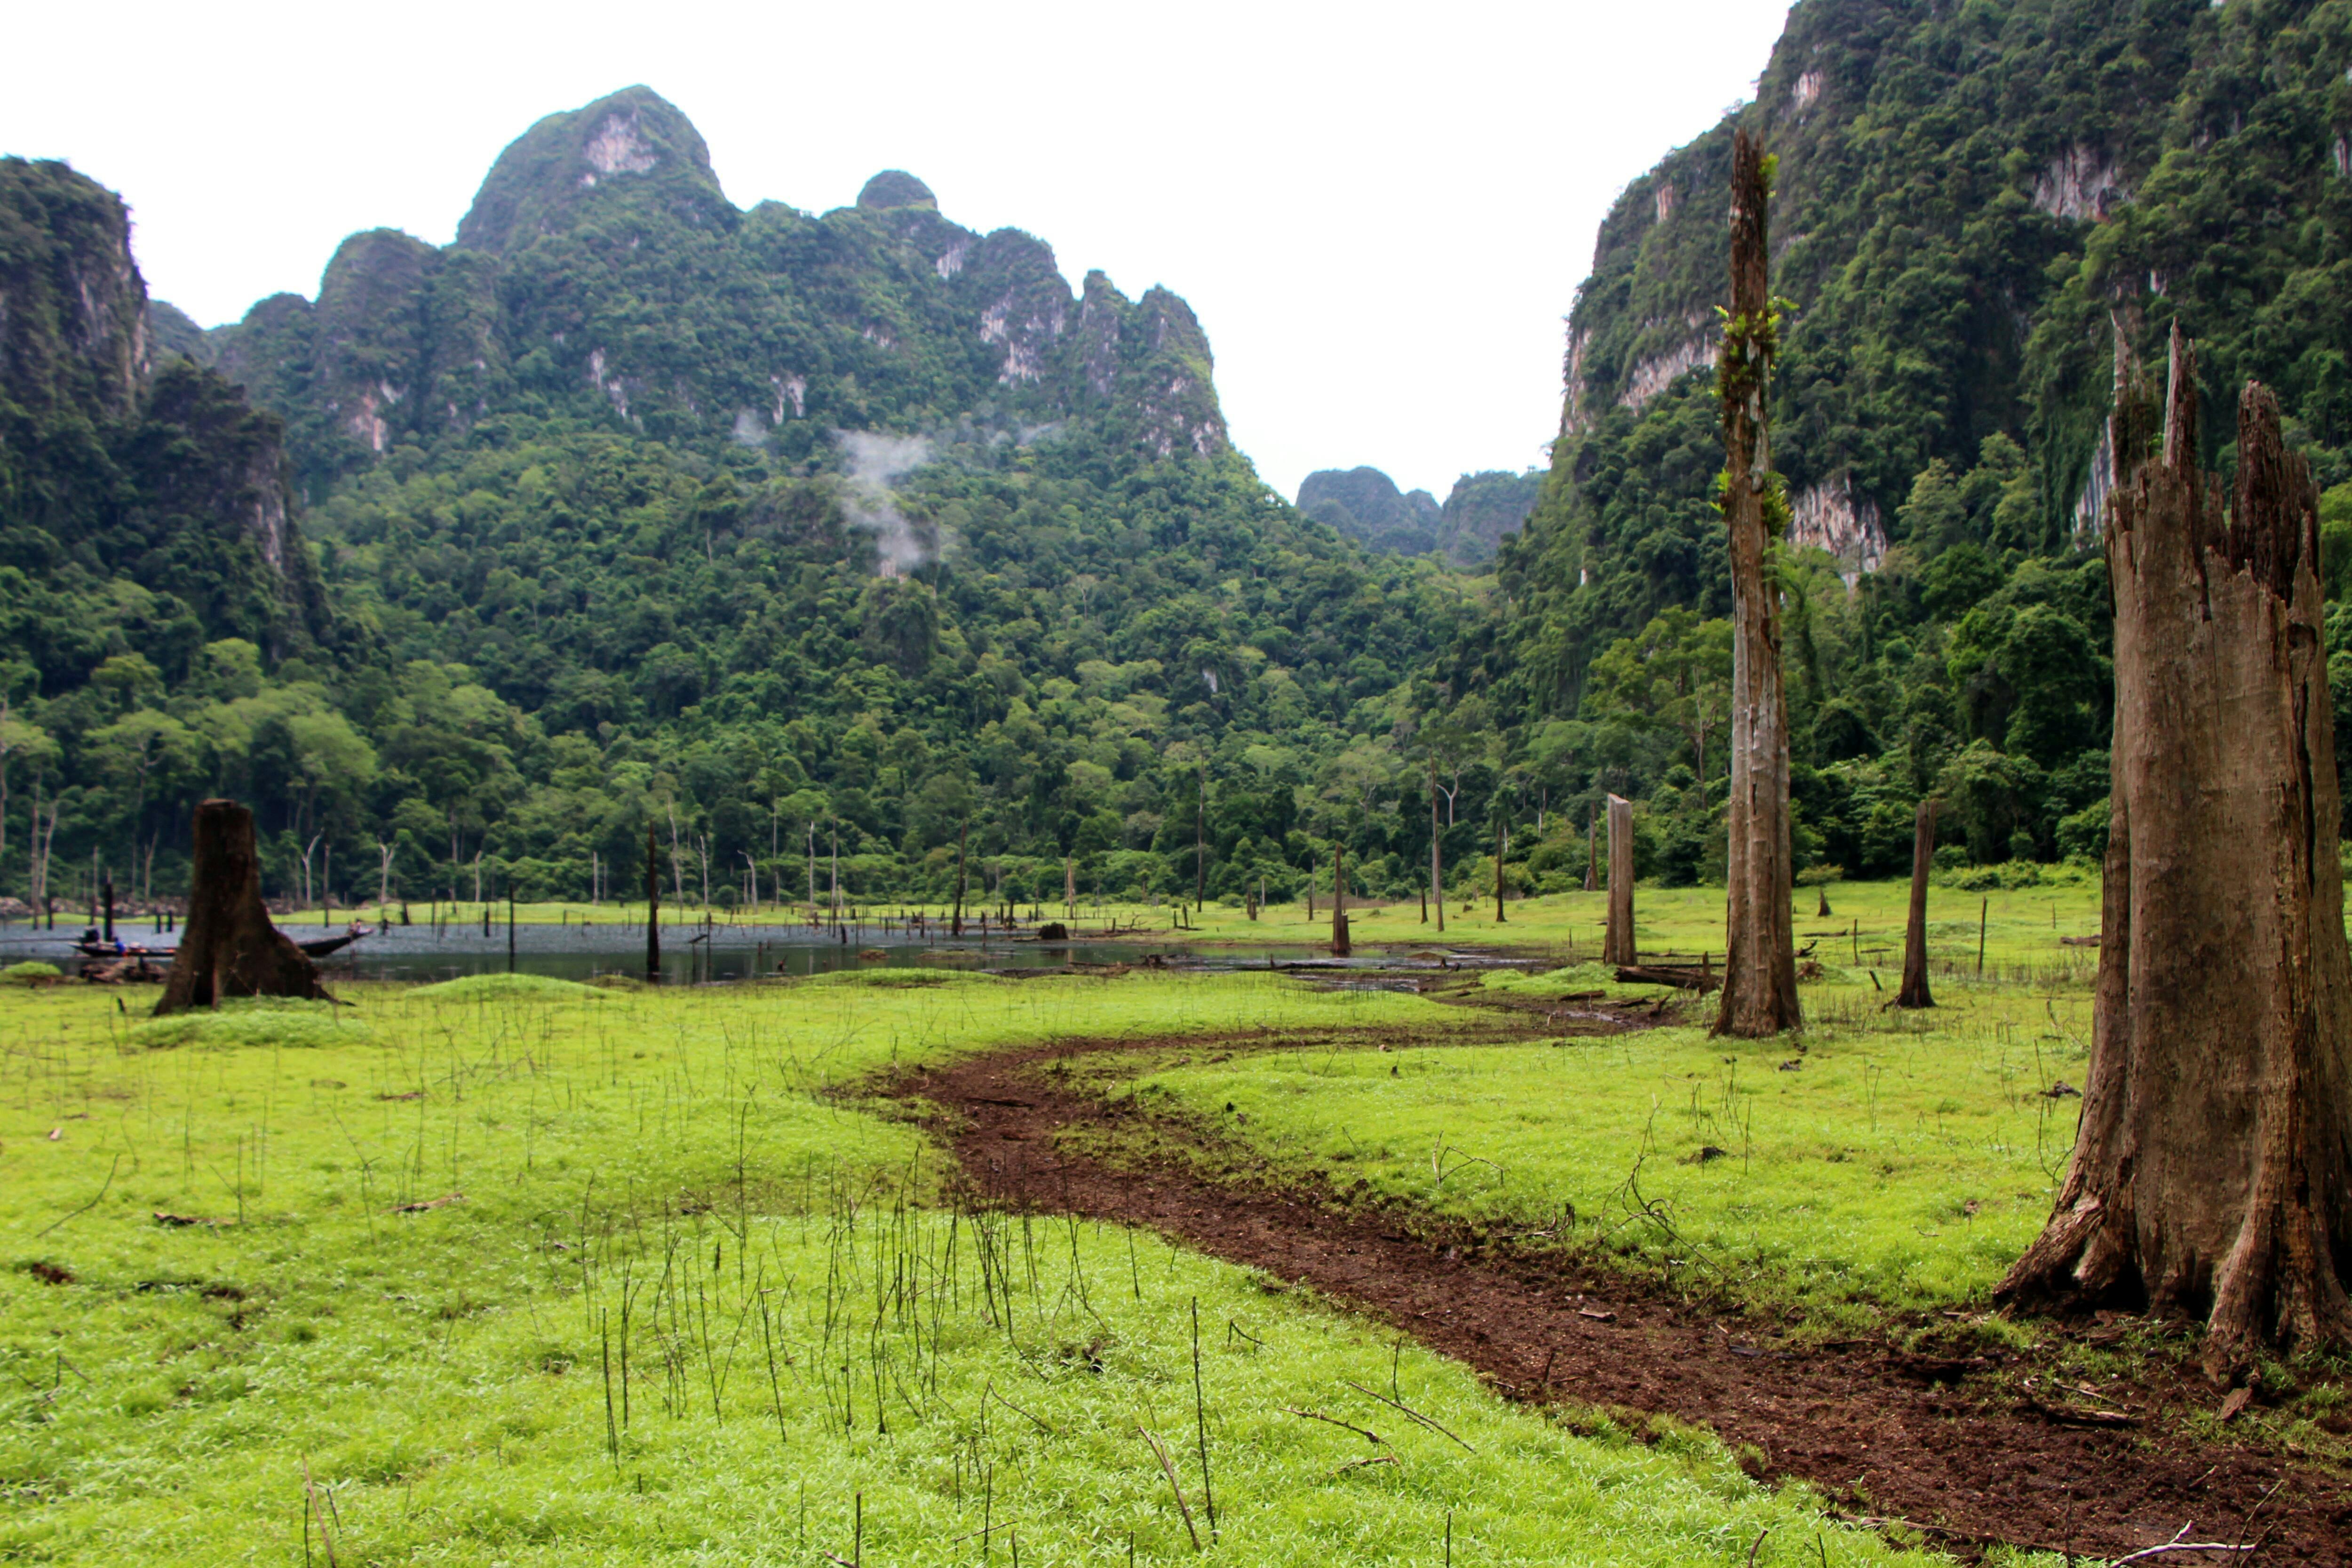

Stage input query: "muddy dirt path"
[{"left": 880, "top": 1025, "right": 2351, "bottom": 1564}]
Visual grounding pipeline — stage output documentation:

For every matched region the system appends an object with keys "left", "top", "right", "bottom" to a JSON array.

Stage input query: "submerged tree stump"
[
  {"left": 1602, "top": 794, "right": 1636, "bottom": 964},
  {"left": 1715, "top": 129, "right": 1802, "bottom": 1038},
  {"left": 1895, "top": 800, "right": 1936, "bottom": 1009},
  {"left": 1998, "top": 328, "right": 2352, "bottom": 1369},
  {"left": 154, "top": 799, "right": 327, "bottom": 1016}
]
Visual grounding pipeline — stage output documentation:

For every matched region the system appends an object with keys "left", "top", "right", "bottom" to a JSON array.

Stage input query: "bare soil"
[{"left": 877, "top": 1019, "right": 2352, "bottom": 1564}]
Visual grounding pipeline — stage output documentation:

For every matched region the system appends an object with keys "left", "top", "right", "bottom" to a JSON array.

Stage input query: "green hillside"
[{"left": 0, "top": 90, "right": 1477, "bottom": 910}]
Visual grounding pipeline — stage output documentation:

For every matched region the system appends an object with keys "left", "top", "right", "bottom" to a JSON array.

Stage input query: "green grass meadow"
[{"left": 0, "top": 966, "right": 2030, "bottom": 1566}]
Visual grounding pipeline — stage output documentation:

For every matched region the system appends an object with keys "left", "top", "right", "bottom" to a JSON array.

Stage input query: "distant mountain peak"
[
  {"left": 455, "top": 85, "right": 725, "bottom": 255},
  {"left": 858, "top": 170, "right": 937, "bottom": 211}
]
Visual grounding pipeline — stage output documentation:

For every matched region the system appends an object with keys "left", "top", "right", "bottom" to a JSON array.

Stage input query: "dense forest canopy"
[{"left": 4, "top": 0, "right": 2350, "bottom": 916}]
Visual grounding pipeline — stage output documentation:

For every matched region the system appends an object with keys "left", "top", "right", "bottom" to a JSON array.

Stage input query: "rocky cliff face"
[
  {"left": 202, "top": 86, "right": 1231, "bottom": 498},
  {"left": 0, "top": 158, "right": 329, "bottom": 669}
]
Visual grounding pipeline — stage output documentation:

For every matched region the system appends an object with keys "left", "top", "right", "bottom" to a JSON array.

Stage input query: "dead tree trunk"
[
  {"left": 154, "top": 799, "right": 326, "bottom": 1015},
  {"left": 645, "top": 822, "right": 660, "bottom": 980},
  {"left": 1714, "top": 128, "right": 1802, "bottom": 1039},
  {"left": 1602, "top": 793, "right": 1636, "bottom": 964},
  {"left": 1998, "top": 327, "right": 2352, "bottom": 1370},
  {"left": 1895, "top": 799, "right": 1936, "bottom": 1009},
  {"left": 1429, "top": 764, "right": 1445, "bottom": 934},
  {"left": 1330, "top": 844, "right": 1351, "bottom": 957},
  {"left": 951, "top": 819, "right": 968, "bottom": 936}
]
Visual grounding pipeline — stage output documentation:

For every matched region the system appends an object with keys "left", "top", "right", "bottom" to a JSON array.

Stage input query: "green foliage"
[
  {"left": 1475, "top": 0, "right": 2347, "bottom": 860},
  {"left": 0, "top": 961, "right": 60, "bottom": 986}
]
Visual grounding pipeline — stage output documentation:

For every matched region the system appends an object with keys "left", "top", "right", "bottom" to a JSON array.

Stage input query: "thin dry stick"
[
  {"left": 1191, "top": 1297, "right": 1217, "bottom": 1540},
  {"left": 1340, "top": 1378, "right": 1476, "bottom": 1452},
  {"left": 1137, "top": 1426, "right": 1202, "bottom": 1551},
  {"left": 35, "top": 1152, "right": 119, "bottom": 1238},
  {"left": 1282, "top": 1407, "right": 1385, "bottom": 1445},
  {"left": 2109, "top": 1524, "right": 2258, "bottom": 1566},
  {"left": 301, "top": 1459, "right": 338, "bottom": 1568}
]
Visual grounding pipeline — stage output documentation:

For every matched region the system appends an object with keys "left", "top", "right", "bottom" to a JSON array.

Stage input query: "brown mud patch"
[{"left": 879, "top": 1023, "right": 2352, "bottom": 1564}]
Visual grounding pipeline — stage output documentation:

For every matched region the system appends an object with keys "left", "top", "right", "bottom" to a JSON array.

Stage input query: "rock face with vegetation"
[
  {"left": 0, "top": 89, "right": 1477, "bottom": 910},
  {"left": 1296, "top": 467, "right": 1442, "bottom": 555},
  {"left": 1468, "top": 0, "right": 2352, "bottom": 886},
  {"left": 1299, "top": 467, "right": 1537, "bottom": 565}
]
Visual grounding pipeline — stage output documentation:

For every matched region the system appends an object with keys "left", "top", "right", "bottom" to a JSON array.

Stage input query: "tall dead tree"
[
  {"left": 645, "top": 821, "right": 660, "bottom": 980},
  {"left": 1602, "top": 793, "right": 1636, "bottom": 964},
  {"left": 1714, "top": 129, "right": 1802, "bottom": 1038},
  {"left": 1428, "top": 763, "right": 1445, "bottom": 934},
  {"left": 1999, "top": 328, "right": 2352, "bottom": 1369},
  {"left": 154, "top": 799, "right": 327, "bottom": 1015},
  {"left": 1330, "top": 844, "right": 1351, "bottom": 957},
  {"left": 1895, "top": 799, "right": 1936, "bottom": 1009}
]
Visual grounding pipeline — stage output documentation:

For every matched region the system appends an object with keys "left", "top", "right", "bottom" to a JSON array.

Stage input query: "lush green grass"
[
  {"left": 1106, "top": 881, "right": 2108, "bottom": 1330},
  {"left": 1, "top": 974, "right": 2004, "bottom": 1565},
  {"left": 1119, "top": 980, "right": 2088, "bottom": 1328}
]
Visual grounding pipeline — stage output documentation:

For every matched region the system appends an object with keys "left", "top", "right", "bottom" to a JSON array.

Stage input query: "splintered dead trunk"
[
  {"left": 1330, "top": 844, "right": 1351, "bottom": 957},
  {"left": 1998, "top": 328, "right": 2352, "bottom": 1369},
  {"left": 1896, "top": 799, "right": 1936, "bottom": 1009},
  {"left": 1602, "top": 794, "right": 1636, "bottom": 964},
  {"left": 1714, "top": 128, "right": 1802, "bottom": 1039},
  {"left": 1065, "top": 854, "right": 1076, "bottom": 918},
  {"left": 154, "top": 799, "right": 327, "bottom": 1015}
]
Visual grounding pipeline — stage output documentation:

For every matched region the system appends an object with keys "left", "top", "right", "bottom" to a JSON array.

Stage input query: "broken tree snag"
[
  {"left": 645, "top": 821, "right": 660, "bottom": 980},
  {"left": 1714, "top": 128, "right": 1802, "bottom": 1039},
  {"left": 1330, "top": 844, "right": 1351, "bottom": 957},
  {"left": 154, "top": 799, "right": 327, "bottom": 1016},
  {"left": 1895, "top": 799, "right": 1936, "bottom": 1009},
  {"left": 1997, "top": 327, "right": 2352, "bottom": 1370},
  {"left": 1602, "top": 793, "right": 1636, "bottom": 964}
]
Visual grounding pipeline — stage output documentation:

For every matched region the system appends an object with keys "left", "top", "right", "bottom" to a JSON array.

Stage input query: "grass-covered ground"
[{"left": 2, "top": 971, "right": 1997, "bottom": 1566}]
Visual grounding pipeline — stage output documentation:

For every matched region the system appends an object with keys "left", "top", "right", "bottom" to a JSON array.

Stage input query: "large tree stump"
[
  {"left": 1715, "top": 129, "right": 1802, "bottom": 1038},
  {"left": 1330, "top": 844, "right": 1351, "bottom": 957},
  {"left": 1998, "top": 328, "right": 2352, "bottom": 1369},
  {"left": 1895, "top": 800, "right": 1936, "bottom": 1009},
  {"left": 154, "top": 800, "right": 327, "bottom": 1015},
  {"left": 1602, "top": 794, "right": 1636, "bottom": 964}
]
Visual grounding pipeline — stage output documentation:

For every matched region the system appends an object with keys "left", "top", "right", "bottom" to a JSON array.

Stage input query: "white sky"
[{"left": 2, "top": 0, "right": 1790, "bottom": 501}]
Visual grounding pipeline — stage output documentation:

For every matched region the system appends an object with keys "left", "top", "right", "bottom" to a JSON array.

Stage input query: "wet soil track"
[{"left": 878, "top": 1016, "right": 2352, "bottom": 1563}]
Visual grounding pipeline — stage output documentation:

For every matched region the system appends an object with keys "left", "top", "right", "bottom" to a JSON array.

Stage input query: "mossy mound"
[
  {"left": 409, "top": 973, "right": 608, "bottom": 1003},
  {"left": 1, "top": 961, "right": 63, "bottom": 987},
  {"left": 135, "top": 997, "right": 369, "bottom": 1051}
]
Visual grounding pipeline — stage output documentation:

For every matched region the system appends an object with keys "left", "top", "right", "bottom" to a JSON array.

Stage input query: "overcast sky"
[{"left": 4, "top": 0, "right": 1791, "bottom": 502}]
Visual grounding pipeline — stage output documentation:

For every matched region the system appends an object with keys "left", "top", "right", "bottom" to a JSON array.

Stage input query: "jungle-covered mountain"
[
  {"left": 1460, "top": 0, "right": 2352, "bottom": 883},
  {"left": 1297, "top": 467, "right": 1539, "bottom": 565},
  {"left": 0, "top": 88, "right": 1479, "bottom": 911}
]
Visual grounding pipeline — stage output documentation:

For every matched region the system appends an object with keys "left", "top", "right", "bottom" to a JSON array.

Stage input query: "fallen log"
[{"left": 1614, "top": 964, "right": 1724, "bottom": 992}]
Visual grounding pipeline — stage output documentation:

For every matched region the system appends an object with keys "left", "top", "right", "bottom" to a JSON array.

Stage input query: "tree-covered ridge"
[
  {"left": 0, "top": 97, "right": 1492, "bottom": 915},
  {"left": 1297, "top": 466, "right": 1538, "bottom": 565},
  {"left": 1457, "top": 0, "right": 2352, "bottom": 882},
  {"left": 203, "top": 86, "right": 1230, "bottom": 501}
]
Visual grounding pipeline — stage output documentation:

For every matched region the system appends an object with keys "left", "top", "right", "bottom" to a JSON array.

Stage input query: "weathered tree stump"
[
  {"left": 1998, "top": 327, "right": 2352, "bottom": 1370},
  {"left": 154, "top": 800, "right": 327, "bottom": 1016},
  {"left": 1895, "top": 800, "right": 1936, "bottom": 1009},
  {"left": 1714, "top": 129, "right": 1802, "bottom": 1038},
  {"left": 1330, "top": 844, "right": 1351, "bottom": 957},
  {"left": 1602, "top": 793, "right": 1636, "bottom": 964}
]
